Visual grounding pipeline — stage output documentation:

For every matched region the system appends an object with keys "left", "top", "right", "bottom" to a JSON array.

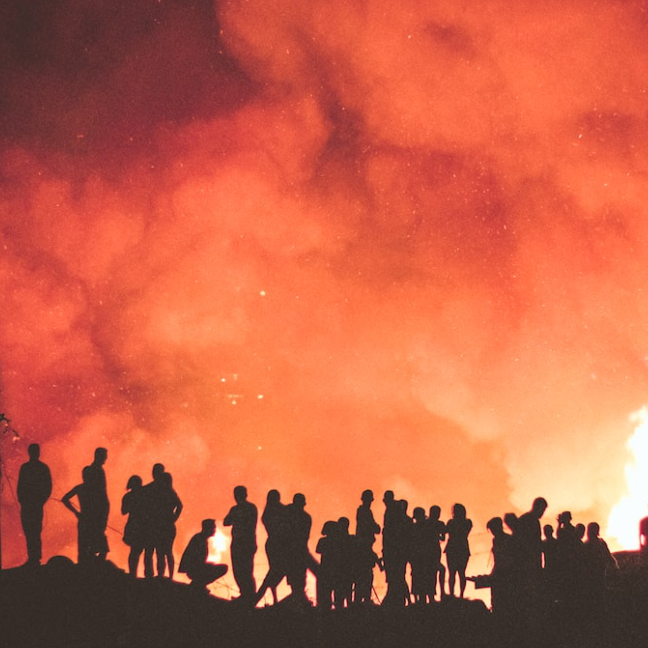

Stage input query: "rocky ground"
[{"left": 2, "top": 557, "right": 647, "bottom": 648}]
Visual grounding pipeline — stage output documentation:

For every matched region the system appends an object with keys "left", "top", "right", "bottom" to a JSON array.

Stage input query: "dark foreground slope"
[{"left": 2, "top": 557, "right": 648, "bottom": 648}]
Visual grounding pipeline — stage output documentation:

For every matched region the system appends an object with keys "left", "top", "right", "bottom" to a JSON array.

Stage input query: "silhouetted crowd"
[{"left": 15, "top": 444, "right": 622, "bottom": 621}]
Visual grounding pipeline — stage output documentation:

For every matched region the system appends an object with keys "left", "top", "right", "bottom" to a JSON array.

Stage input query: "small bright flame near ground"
[
  {"left": 607, "top": 406, "right": 648, "bottom": 550},
  {"left": 209, "top": 528, "right": 229, "bottom": 564}
]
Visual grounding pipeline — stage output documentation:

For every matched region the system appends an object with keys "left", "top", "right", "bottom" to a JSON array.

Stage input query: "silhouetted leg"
[
  {"left": 190, "top": 564, "right": 228, "bottom": 591},
  {"left": 129, "top": 545, "right": 144, "bottom": 576},
  {"left": 232, "top": 545, "right": 256, "bottom": 602},
  {"left": 144, "top": 545, "right": 155, "bottom": 578},
  {"left": 21, "top": 506, "right": 43, "bottom": 565}
]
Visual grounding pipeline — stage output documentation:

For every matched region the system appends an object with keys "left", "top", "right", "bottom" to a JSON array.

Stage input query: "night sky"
[{"left": 2, "top": 0, "right": 648, "bottom": 596}]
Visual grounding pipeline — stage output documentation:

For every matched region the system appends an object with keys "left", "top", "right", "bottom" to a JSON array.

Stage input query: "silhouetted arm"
[
  {"left": 62, "top": 486, "right": 81, "bottom": 518},
  {"left": 173, "top": 491, "right": 183, "bottom": 521},
  {"left": 16, "top": 465, "right": 26, "bottom": 504},
  {"left": 44, "top": 465, "right": 53, "bottom": 502},
  {"left": 223, "top": 506, "right": 234, "bottom": 526}
]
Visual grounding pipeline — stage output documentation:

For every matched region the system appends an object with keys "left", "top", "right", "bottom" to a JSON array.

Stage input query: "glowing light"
[
  {"left": 607, "top": 406, "right": 648, "bottom": 549},
  {"left": 208, "top": 528, "right": 230, "bottom": 563}
]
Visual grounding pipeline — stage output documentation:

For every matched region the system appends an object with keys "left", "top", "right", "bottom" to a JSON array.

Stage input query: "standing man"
[
  {"left": 17, "top": 443, "right": 52, "bottom": 566},
  {"left": 85, "top": 447, "right": 110, "bottom": 560},
  {"left": 224, "top": 485, "right": 258, "bottom": 604},
  {"left": 285, "top": 493, "right": 312, "bottom": 605},
  {"left": 355, "top": 489, "right": 381, "bottom": 603},
  {"left": 516, "top": 496, "right": 548, "bottom": 625}
]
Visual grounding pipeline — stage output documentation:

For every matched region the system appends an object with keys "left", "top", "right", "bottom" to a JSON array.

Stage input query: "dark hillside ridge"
[{"left": 2, "top": 555, "right": 648, "bottom": 648}]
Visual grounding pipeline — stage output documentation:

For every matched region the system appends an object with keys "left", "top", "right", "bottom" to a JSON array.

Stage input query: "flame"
[
  {"left": 208, "top": 528, "right": 230, "bottom": 564},
  {"left": 607, "top": 406, "right": 648, "bottom": 550}
]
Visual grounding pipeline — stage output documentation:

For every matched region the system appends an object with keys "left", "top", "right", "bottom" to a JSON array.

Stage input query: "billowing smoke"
[{"left": 2, "top": 0, "right": 648, "bottom": 581}]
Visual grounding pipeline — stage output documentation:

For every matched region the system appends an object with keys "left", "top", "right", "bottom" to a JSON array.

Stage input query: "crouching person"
[{"left": 179, "top": 519, "right": 228, "bottom": 592}]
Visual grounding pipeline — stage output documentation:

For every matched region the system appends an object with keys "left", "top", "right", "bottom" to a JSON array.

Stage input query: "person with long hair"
[
  {"left": 444, "top": 503, "right": 472, "bottom": 598},
  {"left": 156, "top": 472, "right": 183, "bottom": 579},
  {"left": 121, "top": 475, "right": 146, "bottom": 576},
  {"left": 254, "top": 489, "right": 289, "bottom": 605}
]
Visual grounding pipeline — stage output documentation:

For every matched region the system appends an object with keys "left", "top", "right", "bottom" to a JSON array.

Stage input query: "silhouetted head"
[
  {"left": 293, "top": 493, "right": 306, "bottom": 508},
  {"left": 452, "top": 503, "right": 467, "bottom": 520},
  {"left": 266, "top": 489, "right": 281, "bottom": 505},
  {"left": 361, "top": 489, "right": 374, "bottom": 504},
  {"left": 94, "top": 447, "right": 108, "bottom": 466},
  {"left": 234, "top": 485, "right": 248, "bottom": 503},
  {"left": 504, "top": 513, "right": 518, "bottom": 533},
  {"left": 28, "top": 443, "right": 40, "bottom": 460},
  {"left": 162, "top": 472, "right": 173, "bottom": 487},
  {"left": 338, "top": 517, "right": 350, "bottom": 534},
  {"left": 413, "top": 507, "right": 426, "bottom": 522},
  {"left": 429, "top": 505, "right": 441, "bottom": 521},
  {"left": 202, "top": 519, "right": 216, "bottom": 536},
  {"left": 532, "top": 497, "right": 548, "bottom": 518},
  {"left": 152, "top": 463, "right": 165, "bottom": 481},
  {"left": 82, "top": 466, "right": 93, "bottom": 484},
  {"left": 543, "top": 524, "right": 555, "bottom": 540},
  {"left": 575, "top": 523, "right": 585, "bottom": 540},
  {"left": 487, "top": 517, "right": 504, "bottom": 537},
  {"left": 383, "top": 490, "right": 394, "bottom": 505},
  {"left": 399, "top": 499, "right": 408, "bottom": 514},
  {"left": 557, "top": 511, "right": 572, "bottom": 525},
  {"left": 587, "top": 522, "right": 600, "bottom": 541},
  {"left": 126, "top": 475, "right": 142, "bottom": 490},
  {"left": 321, "top": 520, "right": 337, "bottom": 536}
]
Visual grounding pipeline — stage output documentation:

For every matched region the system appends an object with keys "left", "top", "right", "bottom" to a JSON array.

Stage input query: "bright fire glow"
[
  {"left": 208, "top": 529, "right": 230, "bottom": 564},
  {"left": 3, "top": 1, "right": 648, "bottom": 589},
  {"left": 607, "top": 407, "right": 648, "bottom": 550}
]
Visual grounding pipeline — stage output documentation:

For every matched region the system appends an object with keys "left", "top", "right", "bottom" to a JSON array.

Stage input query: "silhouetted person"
[
  {"left": 17, "top": 443, "right": 52, "bottom": 566},
  {"left": 639, "top": 509, "right": 648, "bottom": 555},
  {"left": 381, "top": 490, "right": 399, "bottom": 604},
  {"left": 410, "top": 507, "right": 434, "bottom": 604},
  {"left": 428, "top": 505, "right": 447, "bottom": 600},
  {"left": 486, "top": 516, "right": 517, "bottom": 622},
  {"left": 285, "top": 493, "right": 312, "bottom": 604},
  {"left": 62, "top": 466, "right": 108, "bottom": 564},
  {"left": 84, "top": 447, "right": 110, "bottom": 559},
  {"left": 445, "top": 503, "right": 472, "bottom": 598},
  {"left": 255, "top": 489, "right": 289, "bottom": 605},
  {"left": 575, "top": 522, "right": 585, "bottom": 541},
  {"left": 122, "top": 475, "right": 146, "bottom": 576},
  {"left": 517, "top": 498, "right": 547, "bottom": 573},
  {"left": 333, "top": 516, "right": 354, "bottom": 608},
  {"left": 383, "top": 495, "right": 414, "bottom": 606},
  {"left": 316, "top": 520, "right": 338, "bottom": 609},
  {"left": 582, "top": 522, "right": 617, "bottom": 615},
  {"left": 179, "top": 519, "right": 228, "bottom": 592},
  {"left": 143, "top": 462, "right": 166, "bottom": 577},
  {"left": 156, "top": 471, "right": 183, "bottom": 579},
  {"left": 515, "top": 497, "right": 548, "bottom": 628},
  {"left": 542, "top": 523, "right": 559, "bottom": 604},
  {"left": 503, "top": 512, "right": 519, "bottom": 535},
  {"left": 355, "top": 489, "right": 381, "bottom": 604},
  {"left": 224, "top": 485, "right": 258, "bottom": 604},
  {"left": 555, "top": 510, "right": 580, "bottom": 609}
]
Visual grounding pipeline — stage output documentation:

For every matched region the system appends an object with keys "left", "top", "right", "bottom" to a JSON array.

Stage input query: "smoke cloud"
[{"left": 2, "top": 0, "right": 648, "bottom": 581}]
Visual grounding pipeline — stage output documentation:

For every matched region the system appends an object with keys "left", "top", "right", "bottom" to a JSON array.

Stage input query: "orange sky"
[{"left": 2, "top": 0, "right": 648, "bottom": 597}]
